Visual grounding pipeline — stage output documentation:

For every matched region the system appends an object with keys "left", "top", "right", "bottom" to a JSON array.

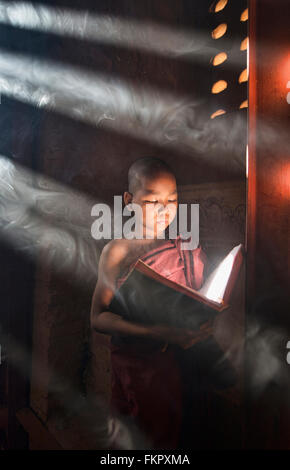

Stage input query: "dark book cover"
[{"left": 109, "top": 245, "right": 244, "bottom": 330}]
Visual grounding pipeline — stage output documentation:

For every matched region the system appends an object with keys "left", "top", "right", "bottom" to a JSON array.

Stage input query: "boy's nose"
[{"left": 157, "top": 204, "right": 166, "bottom": 214}]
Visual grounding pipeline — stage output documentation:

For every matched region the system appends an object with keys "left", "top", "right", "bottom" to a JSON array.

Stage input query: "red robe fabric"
[{"left": 109, "top": 236, "right": 207, "bottom": 449}]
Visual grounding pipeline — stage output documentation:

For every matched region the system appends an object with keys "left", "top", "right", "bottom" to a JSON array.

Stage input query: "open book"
[{"left": 108, "top": 244, "right": 244, "bottom": 330}]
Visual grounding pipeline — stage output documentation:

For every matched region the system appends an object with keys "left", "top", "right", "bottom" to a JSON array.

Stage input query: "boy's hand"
[
  {"left": 181, "top": 320, "right": 213, "bottom": 349},
  {"left": 150, "top": 320, "right": 213, "bottom": 349}
]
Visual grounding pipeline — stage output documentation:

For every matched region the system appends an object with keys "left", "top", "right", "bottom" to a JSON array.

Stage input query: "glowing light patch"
[
  {"left": 199, "top": 245, "right": 242, "bottom": 303},
  {"left": 239, "top": 99, "right": 248, "bottom": 109},
  {"left": 210, "top": 109, "right": 226, "bottom": 119},
  {"left": 240, "top": 8, "right": 249, "bottom": 22},
  {"left": 240, "top": 37, "right": 249, "bottom": 51},
  {"left": 281, "top": 55, "right": 290, "bottom": 88},
  {"left": 214, "top": 0, "right": 228, "bottom": 13},
  {"left": 212, "top": 52, "right": 228, "bottom": 66},
  {"left": 239, "top": 68, "right": 248, "bottom": 83},
  {"left": 211, "top": 23, "right": 227, "bottom": 40},
  {"left": 211, "top": 80, "right": 228, "bottom": 94}
]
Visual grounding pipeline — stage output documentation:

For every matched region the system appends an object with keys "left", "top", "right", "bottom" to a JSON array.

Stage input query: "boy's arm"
[
  {"left": 90, "top": 241, "right": 212, "bottom": 348},
  {"left": 90, "top": 241, "right": 156, "bottom": 338}
]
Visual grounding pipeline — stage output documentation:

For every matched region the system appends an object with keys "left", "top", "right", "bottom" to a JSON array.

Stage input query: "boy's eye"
[{"left": 143, "top": 199, "right": 177, "bottom": 204}]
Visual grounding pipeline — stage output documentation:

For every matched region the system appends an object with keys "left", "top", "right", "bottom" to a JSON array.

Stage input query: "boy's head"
[{"left": 124, "top": 157, "right": 178, "bottom": 238}]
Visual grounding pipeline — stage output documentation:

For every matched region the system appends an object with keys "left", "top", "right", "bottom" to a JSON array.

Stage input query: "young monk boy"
[{"left": 90, "top": 157, "right": 213, "bottom": 449}]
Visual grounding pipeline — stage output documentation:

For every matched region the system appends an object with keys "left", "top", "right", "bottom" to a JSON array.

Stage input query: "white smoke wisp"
[
  {"left": 256, "top": 120, "right": 290, "bottom": 155},
  {"left": 0, "top": 326, "right": 148, "bottom": 449},
  {"left": 245, "top": 319, "right": 290, "bottom": 397},
  {"left": 0, "top": 155, "right": 107, "bottom": 285},
  {"left": 0, "top": 49, "right": 249, "bottom": 174},
  {"left": 0, "top": 1, "right": 246, "bottom": 65},
  {"left": 0, "top": 48, "right": 202, "bottom": 146}
]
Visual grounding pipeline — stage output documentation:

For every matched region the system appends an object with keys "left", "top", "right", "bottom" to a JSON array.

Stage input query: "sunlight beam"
[
  {"left": 0, "top": 1, "right": 246, "bottom": 66},
  {"left": 0, "top": 154, "right": 105, "bottom": 284},
  {"left": 0, "top": 48, "right": 245, "bottom": 171}
]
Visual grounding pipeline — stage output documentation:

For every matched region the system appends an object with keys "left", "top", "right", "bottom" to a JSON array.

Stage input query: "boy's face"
[{"left": 126, "top": 171, "right": 178, "bottom": 238}]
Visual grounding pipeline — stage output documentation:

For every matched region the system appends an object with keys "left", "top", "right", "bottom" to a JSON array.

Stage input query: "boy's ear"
[{"left": 123, "top": 191, "right": 133, "bottom": 206}]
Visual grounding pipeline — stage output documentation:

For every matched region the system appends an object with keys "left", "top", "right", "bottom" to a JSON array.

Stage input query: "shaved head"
[{"left": 128, "top": 157, "right": 175, "bottom": 194}]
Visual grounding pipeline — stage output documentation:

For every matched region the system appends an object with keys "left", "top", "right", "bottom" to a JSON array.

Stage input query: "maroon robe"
[{"left": 109, "top": 235, "right": 207, "bottom": 449}]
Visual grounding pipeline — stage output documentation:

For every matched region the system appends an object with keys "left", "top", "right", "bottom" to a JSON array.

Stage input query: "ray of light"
[
  {"left": 214, "top": 0, "right": 229, "bottom": 13},
  {"left": 0, "top": 49, "right": 246, "bottom": 172},
  {"left": 211, "top": 23, "right": 227, "bottom": 40},
  {"left": 212, "top": 52, "right": 228, "bottom": 66},
  {"left": 0, "top": 49, "right": 204, "bottom": 155},
  {"left": 211, "top": 80, "right": 228, "bottom": 94},
  {"left": 246, "top": 144, "right": 248, "bottom": 179},
  {"left": 239, "top": 99, "right": 248, "bottom": 109},
  {"left": 211, "top": 109, "right": 226, "bottom": 119},
  {"left": 200, "top": 245, "right": 241, "bottom": 303},
  {"left": 0, "top": 1, "right": 219, "bottom": 58},
  {"left": 0, "top": 326, "right": 140, "bottom": 450},
  {"left": 239, "top": 68, "right": 248, "bottom": 84},
  {"left": 0, "top": 154, "right": 106, "bottom": 285},
  {"left": 0, "top": 1, "right": 246, "bottom": 66},
  {"left": 240, "top": 8, "right": 248, "bottom": 22},
  {"left": 240, "top": 37, "right": 249, "bottom": 51}
]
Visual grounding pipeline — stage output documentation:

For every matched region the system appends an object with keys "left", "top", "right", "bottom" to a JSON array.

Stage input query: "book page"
[{"left": 199, "top": 244, "right": 242, "bottom": 303}]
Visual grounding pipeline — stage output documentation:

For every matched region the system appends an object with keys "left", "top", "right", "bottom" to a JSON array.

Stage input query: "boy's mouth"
[{"left": 156, "top": 216, "right": 169, "bottom": 225}]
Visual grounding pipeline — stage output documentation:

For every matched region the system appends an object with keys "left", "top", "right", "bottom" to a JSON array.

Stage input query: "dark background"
[{"left": 0, "top": 0, "right": 262, "bottom": 450}]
